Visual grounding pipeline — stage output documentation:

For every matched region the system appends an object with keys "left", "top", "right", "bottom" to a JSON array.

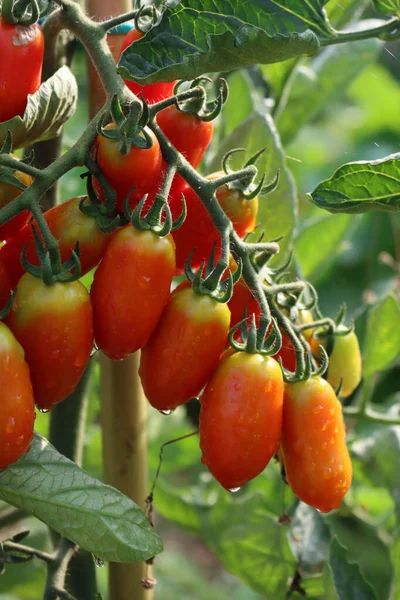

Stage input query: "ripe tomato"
[
  {"left": 310, "top": 326, "right": 362, "bottom": 398},
  {"left": 119, "top": 28, "right": 177, "bottom": 103},
  {"left": 0, "top": 18, "right": 44, "bottom": 122},
  {"left": 0, "top": 154, "right": 32, "bottom": 241},
  {"left": 140, "top": 287, "right": 230, "bottom": 412},
  {"left": 200, "top": 352, "right": 283, "bottom": 490},
  {"left": 0, "top": 261, "right": 11, "bottom": 311},
  {"left": 281, "top": 377, "right": 352, "bottom": 512},
  {"left": 0, "top": 196, "right": 113, "bottom": 289},
  {"left": 94, "top": 122, "right": 163, "bottom": 213},
  {"left": 91, "top": 226, "right": 175, "bottom": 360},
  {"left": 0, "top": 321, "right": 35, "bottom": 469},
  {"left": 6, "top": 273, "right": 93, "bottom": 410},
  {"left": 208, "top": 171, "right": 258, "bottom": 238}
]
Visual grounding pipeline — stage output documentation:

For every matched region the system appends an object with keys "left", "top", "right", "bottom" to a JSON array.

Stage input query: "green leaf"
[
  {"left": 0, "top": 434, "right": 163, "bottom": 563},
  {"left": 288, "top": 503, "right": 331, "bottom": 574},
  {"left": 221, "top": 70, "right": 257, "bottom": 138},
  {"left": 309, "top": 153, "right": 400, "bottom": 214},
  {"left": 326, "top": 0, "right": 369, "bottom": 28},
  {"left": 275, "top": 27, "right": 381, "bottom": 145},
  {"left": 325, "top": 538, "right": 377, "bottom": 600},
  {"left": 363, "top": 294, "right": 400, "bottom": 378},
  {"left": 295, "top": 213, "right": 352, "bottom": 280},
  {"left": 209, "top": 111, "right": 297, "bottom": 263},
  {"left": 0, "top": 66, "right": 78, "bottom": 150},
  {"left": 372, "top": 0, "right": 400, "bottom": 16},
  {"left": 118, "top": 0, "right": 328, "bottom": 85}
]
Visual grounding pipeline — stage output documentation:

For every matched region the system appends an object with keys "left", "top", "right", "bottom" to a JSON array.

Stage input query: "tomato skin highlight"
[
  {"left": 140, "top": 287, "right": 231, "bottom": 411},
  {"left": 91, "top": 226, "right": 175, "bottom": 360},
  {"left": 0, "top": 19, "right": 44, "bottom": 123},
  {"left": 6, "top": 273, "right": 94, "bottom": 410},
  {"left": 119, "top": 29, "right": 177, "bottom": 104},
  {"left": 200, "top": 352, "right": 284, "bottom": 490},
  {"left": 94, "top": 123, "right": 163, "bottom": 213},
  {"left": 0, "top": 197, "right": 113, "bottom": 289},
  {"left": 0, "top": 322, "right": 35, "bottom": 469},
  {"left": 281, "top": 377, "right": 352, "bottom": 513},
  {"left": 0, "top": 155, "right": 32, "bottom": 241}
]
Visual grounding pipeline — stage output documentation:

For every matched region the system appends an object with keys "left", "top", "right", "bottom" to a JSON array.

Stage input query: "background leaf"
[
  {"left": 363, "top": 294, "right": 400, "bottom": 378},
  {"left": 372, "top": 0, "right": 400, "bottom": 16},
  {"left": 324, "top": 538, "right": 377, "bottom": 600}
]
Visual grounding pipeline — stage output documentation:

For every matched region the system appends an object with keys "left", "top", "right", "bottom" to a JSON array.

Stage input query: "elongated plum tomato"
[
  {"left": 140, "top": 287, "right": 231, "bottom": 412},
  {"left": 0, "top": 196, "right": 113, "bottom": 290},
  {"left": 91, "top": 226, "right": 175, "bottom": 360},
  {"left": 0, "top": 18, "right": 44, "bottom": 123},
  {"left": 0, "top": 154, "right": 32, "bottom": 241},
  {"left": 310, "top": 326, "right": 362, "bottom": 398},
  {"left": 0, "top": 322, "right": 35, "bottom": 468},
  {"left": 281, "top": 377, "right": 352, "bottom": 512},
  {"left": 119, "top": 28, "right": 177, "bottom": 104},
  {"left": 94, "top": 123, "right": 163, "bottom": 213},
  {"left": 0, "top": 262, "right": 11, "bottom": 311},
  {"left": 6, "top": 274, "right": 93, "bottom": 410},
  {"left": 200, "top": 352, "right": 284, "bottom": 490}
]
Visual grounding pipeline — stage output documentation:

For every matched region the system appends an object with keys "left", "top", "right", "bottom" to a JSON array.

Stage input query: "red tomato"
[
  {"left": 94, "top": 123, "right": 163, "bottom": 213},
  {"left": 281, "top": 377, "right": 352, "bottom": 512},
  {"left": 140, "top": 287, "right": 230, "bottom": 412},
  {"left": 6, "top": 273, "right": 93, "bottom": 410},
  {"left": 0, "top": 18, "right": 44, "bottom": 122},
  {"left": 208, "top": 171, "right": 259, "bottom": 238},
  {"left": 0, "top": 261, "right": 11, "bottom": 311},
  {"left": 200, "top": 352, "right": 283, "bottom": 490},
  {"left": 0, "top": 321, "right": 35, "bottom": 469},
  {"left": 0, "top": 154, "right": 32, "bottom": 241},
  {"left": 0, "top": 196, "right": 113, "bottom": 289},
  {"left": 119, "top": 28, "right": 177, "bottom": 104},
  {"left": 91, "top": 226, "right": 175, "bottom": 360},
  {"left": 274, "top": 334, "right": 297, "bottom": 372}
]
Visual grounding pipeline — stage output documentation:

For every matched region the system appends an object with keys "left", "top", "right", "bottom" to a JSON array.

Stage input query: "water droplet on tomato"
[
  {"left": 5, "top": 417, "right": 15, "bottom": 433},
  {"left": 38, "top": 407, "right": 51, "bottom": 413},
  {"left": 158, "top": 409, "right": 175, "bottom": 416},
  {"left": 93, "top": 556, "right": 106, "bottom": 568},
  {"left": 228, "top": 487, "right": 241, "bottom": 493}
]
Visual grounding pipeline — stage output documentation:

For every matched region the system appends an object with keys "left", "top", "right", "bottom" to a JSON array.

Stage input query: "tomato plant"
[
  {"left": 91, "top": 225, "right": 175, "bottom": 360},
  {"left": 200, "top": 351, "right": 283, "bottom": 490},
  {"left": 0, "top": 18, "right": 44, "bottom": 123},
  {"left": 6, "top": 273, "right": 93, "bottom": 411},
  {"left": 0, "top": 260, "right": 11, "bottom": 310},
  {"left": 281, "top": 376, "right": 352, "bottom": 513},
  {"left": 0, "top": 321, "right": 35, "bottom": 469},
  {"left": 0, "top": 154, "right": 32, "bottom": 241},
  {"left": 140, "top": 286, "right": 230, "bottom": 412}
]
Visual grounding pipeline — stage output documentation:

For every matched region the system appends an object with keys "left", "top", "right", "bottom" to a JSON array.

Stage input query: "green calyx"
[
  {"left": 125, "top": 191, "right": 186, "bottom": 237},
  {"left": 229, "top": 313, "right": 282, "bottom": 356},
  {"left": 184, "top": 247, "right": 242, "bottom": 303},
  {"left": 80, "top": 174, "right": 124, "bottom": 233},
  {"left": 0, "top": 290, "right": 15, "bottom": 320},
  {"left": 21, "top": 227, "right": 82, "bottom": 286},
  {"left": 220, "top": 147, "right": 280, "bottom": 200},
  {"left": 1, "top": 0, "right": 40, "bottom": 25},
  {"left": 97, "top": 95, "right": 152, "bottom": 154},
  {"left": 172, "top": 78, "right": 228, "bottom": 122}
]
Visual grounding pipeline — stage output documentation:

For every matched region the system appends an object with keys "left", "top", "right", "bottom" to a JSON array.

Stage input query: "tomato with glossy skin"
[
  {"left": 208, "top": 171, "right": 258, "bottom": 238},
  {"left": 0, "top": 19, "right": 44, "bottom": 123},
  {"left": 0, "top": 261, "right": 11, "bottom": 311},
  {"left": 0, "top": 322, "right": 35, "bottom": 469},
  {"left": 310, "top": 326, "right": 361, "bottom": 398},
  {"left": 119, "top": 29, "right": 177, "bottom": 104},
  {"left": 6, "top": 273, "right": 93, "bottom": 410},
  {"left": 0, "top": 196, "right": 113, "bottom": 289},
  {"left": 140, "top": 287, "right": 230, "bottom": 412},
  {"left": 281, "top": 376, "right": 352, "bottom": 512},
  {"left": 0, "top": 155, "right": 32, "bottom": 241},
  {"left": 91, "top": 226, "right": 175, "bottom": 360},
  {"left": 94, "top": 123, "right": 163, "bottom": 213},
  {"left": 200, "top": 352, "right": 283, "bottom": 490}
]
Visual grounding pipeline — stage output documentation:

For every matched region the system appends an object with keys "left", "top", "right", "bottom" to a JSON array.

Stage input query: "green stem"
[{"left": 322, "top": 17, "right": 400, "bottom": 46}]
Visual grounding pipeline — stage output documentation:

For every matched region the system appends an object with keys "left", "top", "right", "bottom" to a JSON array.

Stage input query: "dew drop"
[
  {"left": 329, "top": 408, "right": 335, "bottom": 416},
  {"left": 93, "top": 556, "right": 106, "bottom": 568},
  {"left": 234, "top": 383, "right": 241, "bottom": 392},
  {"left": 5, "top": 417, "right": 15, "bottom": 434},
  {"left": 158, "top": 409, "right": 175, "bottom": 416},
  {"left": 38, "top": 407, "right": 51, "bottom": 413},
  {"left": 228, "top": 487, "right": 241, "bottom": 493}
]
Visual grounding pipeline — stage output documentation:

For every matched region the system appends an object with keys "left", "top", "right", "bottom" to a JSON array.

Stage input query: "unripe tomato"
[
  {"left": 0, "top": 154, "right": 32, "bottom": 241},
  {"left": 6, "top": 273, "right": 93, "bottom": 410},
  {"left": 0, "top": 197, "right": 113, "bottom": 289},
  {"left": 0, "top": 261, "right": 11, "bottom": 311},
  {"left": 200, "top": 352, "right": 284, "bottom": 490},
  {"left": 91, "top": 226, "right": 175, "bottom": 360},
  {"left": 0, "top": 322, "right": 35, "bottom": 469},
  {"left": 310, "top": 326, "right": 362, "bottom": 398},
  {"left": 208, "top": 171, "right": 258, "bottom": 238},
  {"left": 0, "top": 18, "right": 44, "bottom": 122},
  {"left": 281, "top": 377, "right": 352, "bottom": 512},
  {"left": 119, "top": 29, "right": 177, "bottom": 103},
  {"left": 140, "top": 287, "right": 230, "bottom": 412},
  {"left": 94, "top": 123, "right": 163, "bottom": 213},
  {"left": 298, "top": 309, "right": 314, "bottom": 342}
]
